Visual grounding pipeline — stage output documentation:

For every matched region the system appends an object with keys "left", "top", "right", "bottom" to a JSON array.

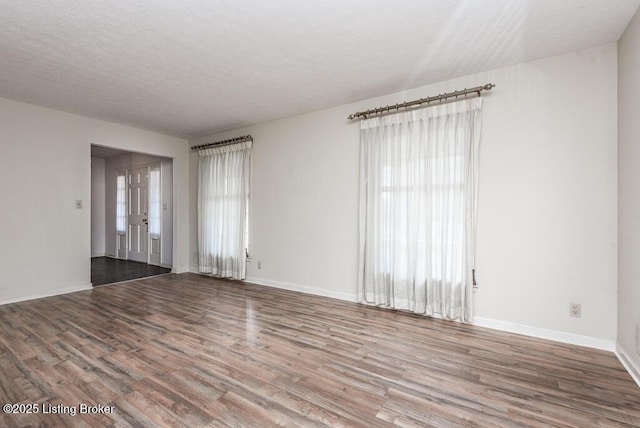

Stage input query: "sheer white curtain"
[
  {"left": 116, "top": 173, "right": 127, "bottom": 234},
  {"left": 358, "top": 98, "right": 482, "bottom": 322},
  {"left": 148, "top": 166, "right": 161, "bottom": 237},
  {"left": 198, "top": 141, "right": 251, "bottom": 279}
]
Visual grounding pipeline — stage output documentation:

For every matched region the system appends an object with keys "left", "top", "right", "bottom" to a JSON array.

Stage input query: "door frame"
[{"left": 90, "top": 145, "right": 177, "bottom": 283}]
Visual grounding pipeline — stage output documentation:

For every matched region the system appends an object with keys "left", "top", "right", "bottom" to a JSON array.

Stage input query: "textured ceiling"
[{"left": 0, "top": 1, "right": 638, "bottom": 139}]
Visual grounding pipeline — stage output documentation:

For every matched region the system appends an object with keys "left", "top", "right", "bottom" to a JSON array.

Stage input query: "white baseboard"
[
  {"left": 0, "top": 283, "right": 93, "bottom": 306},
  {"left": 244, "top": 276, "right": 359, "bottom": 303},
  {"left": 189, "top": 271, "right": 358, "bottom": 302},
  {"left": 91, "top": 252, "right": 106, "bottom": 258},
  {"left": 473, "top": 316, "right": 615, "bottom": 352},
  {"left": 166, "top": 265, "right": 187, "bottom": 274},
  {"left": 616, "top": 343, "right": 640, "bottom": 388}
]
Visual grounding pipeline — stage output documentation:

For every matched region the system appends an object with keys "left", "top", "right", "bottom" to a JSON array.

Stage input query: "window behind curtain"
[
  {"left": 116, "top": 173, "right": 126, "bottom": 234},
  {"left": 378, "top": 152, "right": 465, "bottom": 283}
]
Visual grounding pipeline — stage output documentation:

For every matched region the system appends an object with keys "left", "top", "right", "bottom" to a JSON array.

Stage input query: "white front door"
[{"left": 128, "top": 167, "right": 148, "bottom": 263}]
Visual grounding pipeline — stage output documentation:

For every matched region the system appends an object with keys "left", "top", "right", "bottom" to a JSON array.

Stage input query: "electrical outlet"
[
  {"left": 569, "top": 303, "right": 581, "bottom": 318},
  {"left": 258, "top": 261, "right": 262, "bottom": 270},
  {"left": 75, "top": 200, "right": 83, "bottom": 209}
]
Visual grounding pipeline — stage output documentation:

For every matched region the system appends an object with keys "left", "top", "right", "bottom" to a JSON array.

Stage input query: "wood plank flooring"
[{"left": 0, "top": 273, "right": 638, "bottom": 427}]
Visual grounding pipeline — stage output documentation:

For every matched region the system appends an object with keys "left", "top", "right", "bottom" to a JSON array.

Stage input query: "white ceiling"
[{"left": 0, "top": 1, "right": 638, "bottom": 139}]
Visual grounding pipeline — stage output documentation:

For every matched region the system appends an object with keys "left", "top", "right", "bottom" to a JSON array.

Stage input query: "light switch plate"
[{"left": 75, "top": 200, "right": 83, "bottom": 209}]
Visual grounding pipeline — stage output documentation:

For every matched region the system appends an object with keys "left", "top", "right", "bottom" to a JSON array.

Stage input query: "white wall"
[
  {"left": 90, "top": 157, "right": 106, "bottom": 257},
  {"left": 618, "top": 9, "right": 640, "bottom": 379},
  {"left": 190, "top": 44, "right": 618, "bottom": 343},
  {"left": 0, "top": 97, "right": 189, "bottom": 304},
  {"left": 104, "top": 152, "right": 173, "bottom": 267}
]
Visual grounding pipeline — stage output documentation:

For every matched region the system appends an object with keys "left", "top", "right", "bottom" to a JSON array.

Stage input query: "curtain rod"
[
  {"left": 190, "top": 135, "right": 253, "bottom": 151},
  {"left": 347, "top": 83, "right": 495, "bottom": 120}
]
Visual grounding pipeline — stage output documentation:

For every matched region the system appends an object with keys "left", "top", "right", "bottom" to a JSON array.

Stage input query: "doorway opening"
[{"left": 91, "top": 145, "right": 173, "bottom": 286}]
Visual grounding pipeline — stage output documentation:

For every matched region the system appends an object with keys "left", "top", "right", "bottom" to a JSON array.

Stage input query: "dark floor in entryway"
[{"left": 91, "top": 257, "right": 171, "bottom": 286}]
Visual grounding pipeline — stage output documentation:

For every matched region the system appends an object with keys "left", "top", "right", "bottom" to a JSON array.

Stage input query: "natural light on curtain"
[
  {"left": 357, "top": 98, "right": 482, "bottom": 322},
  {"left": 116, "top": 173, "right": 126, "bottom": 234},
  {"left": 148, "top": 167, "right": 161, "bottom": 237},
  {"left": 198, "top": 141, "right": 251, "bottom": 279}
]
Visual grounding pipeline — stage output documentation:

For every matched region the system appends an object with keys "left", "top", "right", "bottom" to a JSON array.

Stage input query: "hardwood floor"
[
  {"left": 0, "top": 273, "right": 638, "bottom": 427},
  {"left": 91, "top": 257, "right": 171, "bottom": 286}
]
